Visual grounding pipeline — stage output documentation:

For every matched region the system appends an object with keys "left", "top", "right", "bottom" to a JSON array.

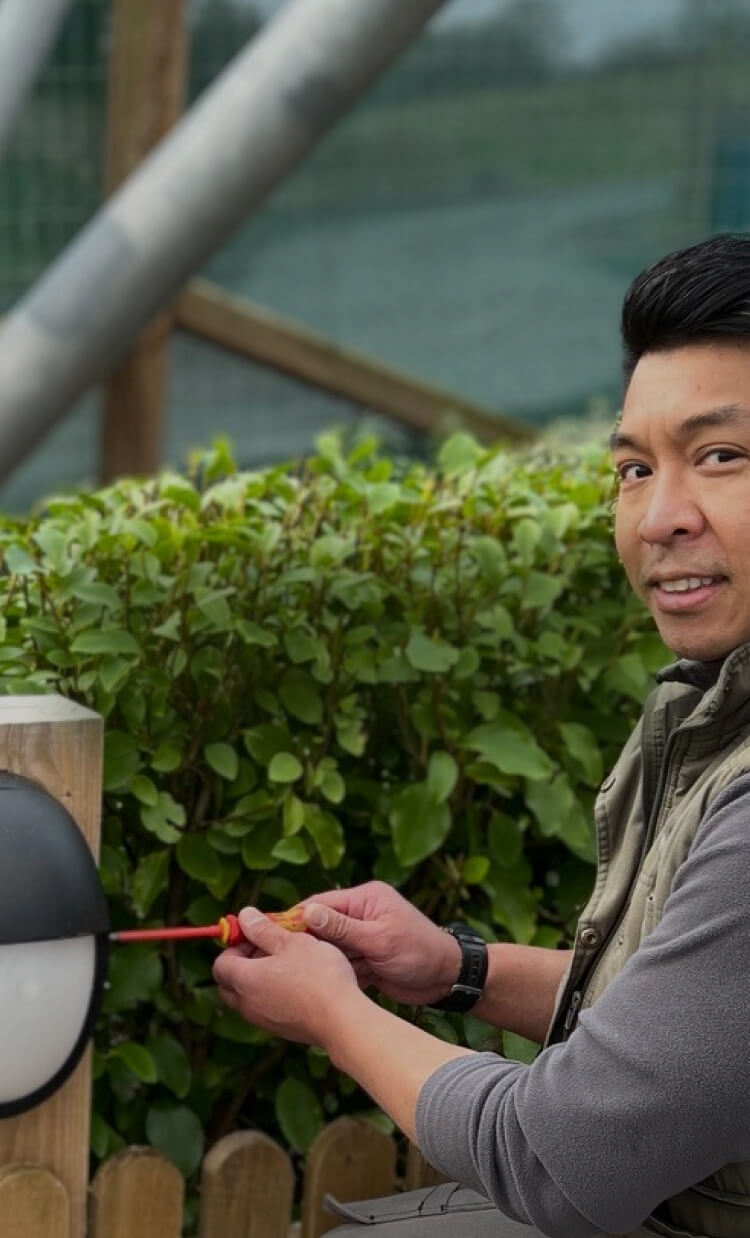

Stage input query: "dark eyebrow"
[{"left": 609, "top": 404, "right": 750, "bottom": 453}]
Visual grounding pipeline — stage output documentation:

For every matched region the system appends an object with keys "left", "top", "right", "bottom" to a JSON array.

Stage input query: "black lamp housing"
[{"left": 0, "top": 771, "right": 110, "bottom": 1118}]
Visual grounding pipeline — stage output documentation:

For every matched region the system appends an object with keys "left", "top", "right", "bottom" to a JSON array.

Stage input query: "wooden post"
[
  {"left": 89, "top": 1148, "right": 184, "bottom": 1238},
  {"left": 0, "top": 696, "right": 103, "bottom": 1238},
  {"left": 199, "top": 1131, "right": 294, "bottom": 1238},
  {"left": 176, "top": 280, "right": 535, "bottom": 447},
  {"left": 301, "top": 1118, "right": 396, "bottom": 1238},
  {"left": 100, "top": 0, "right": 188, "bottom": 483}
]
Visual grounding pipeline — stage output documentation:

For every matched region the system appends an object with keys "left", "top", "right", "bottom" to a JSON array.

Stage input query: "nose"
[{"left": 636, "top": 473, "right": 706, "bottom": 544}]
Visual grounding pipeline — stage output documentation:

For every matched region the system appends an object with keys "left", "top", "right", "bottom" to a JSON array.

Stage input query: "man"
[{"left": 214, "top": 234, "right": 750, "bottom": 1237}]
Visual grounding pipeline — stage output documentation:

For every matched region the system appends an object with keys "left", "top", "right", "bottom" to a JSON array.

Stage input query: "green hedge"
[{"left": 0, "top": 434, "right": 667, "bottom": 1191}]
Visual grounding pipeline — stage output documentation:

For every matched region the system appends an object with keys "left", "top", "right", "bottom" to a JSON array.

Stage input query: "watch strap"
[{"left": 430, "top": 923, "right": 488, "bottom": 1014}]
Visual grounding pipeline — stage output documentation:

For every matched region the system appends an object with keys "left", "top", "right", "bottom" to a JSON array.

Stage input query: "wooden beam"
[
  {"left": 0, "top": 696, "right": 103, "bottom": 1238},
  {"left": 99, "top": 0, "right": 188, "bottom": 483},
  {"left": 175, "top": 279, "right": 534, "bottom": 446}
]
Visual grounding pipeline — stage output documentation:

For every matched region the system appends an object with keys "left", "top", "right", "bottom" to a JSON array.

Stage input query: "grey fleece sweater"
[{"left": 415, "top": 772, "right": 750, "bottom": 1237}]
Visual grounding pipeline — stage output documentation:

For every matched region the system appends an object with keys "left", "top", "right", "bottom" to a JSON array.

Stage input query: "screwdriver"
[{"left": 110, "top": 907, "right": 308, "bottom": 948}]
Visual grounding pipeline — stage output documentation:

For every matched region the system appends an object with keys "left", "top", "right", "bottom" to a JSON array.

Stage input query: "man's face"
[{"left": 613, "top": 342, "right": 750, "bottom": 661}]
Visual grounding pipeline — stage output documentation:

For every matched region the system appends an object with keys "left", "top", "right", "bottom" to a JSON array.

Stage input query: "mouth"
[{"left": 648, "top": 574, "right": 727, "bottom": 613}]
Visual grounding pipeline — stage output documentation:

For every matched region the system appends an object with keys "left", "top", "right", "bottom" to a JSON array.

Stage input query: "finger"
[
  {"left": 302, "top": 902, "right": 377, "bottom": 951},
  {"left": 238, "top": 906, "right": 290, "bottom": 954},
  {"left": 222, "top": 941, "right": 264, "bottom": 961},
  {"left": 213, "top": 949, "right": 248, "bottom": 991},
  {"left": 301, "top": 886, "right": 371, "bottom": 916},
  {"left": 216, "top": 982, "right": 240, "bottom": 1010}
]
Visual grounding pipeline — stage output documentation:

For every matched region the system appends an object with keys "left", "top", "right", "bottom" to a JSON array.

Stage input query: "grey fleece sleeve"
[{"left": 415, "top": 773, "right": 750, "bottom": 1238}]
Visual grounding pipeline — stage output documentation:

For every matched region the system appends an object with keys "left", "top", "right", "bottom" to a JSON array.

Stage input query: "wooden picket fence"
[{"left": 0, "top": 1119, "right": 446, "bottom": 1238}]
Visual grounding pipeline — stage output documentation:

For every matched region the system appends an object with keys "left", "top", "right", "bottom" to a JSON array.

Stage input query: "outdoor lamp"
[{"left": 0, "top": 771, "right": 109, "bottom": 1118}]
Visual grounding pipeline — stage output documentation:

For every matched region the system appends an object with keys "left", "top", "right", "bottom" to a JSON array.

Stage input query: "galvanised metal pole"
[
  {"left": 0, "top": 0, "right": 74, "bottom": 165},
  {"left": 0, "top": 0, "right": 448, "bottom": 482}
]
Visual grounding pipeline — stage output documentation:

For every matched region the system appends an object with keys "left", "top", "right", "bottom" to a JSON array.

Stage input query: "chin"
[{"left": 661, "top": 633, "right": 736, "bottom": 663}]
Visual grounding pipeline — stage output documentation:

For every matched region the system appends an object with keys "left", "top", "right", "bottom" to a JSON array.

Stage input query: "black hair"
[{"left": 621, "top": 233, "right": 750, "bottom": 387}]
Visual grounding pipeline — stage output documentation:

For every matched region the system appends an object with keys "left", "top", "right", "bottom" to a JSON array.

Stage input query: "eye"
[
  {"left": 616, "top": 461, "right": 651, "bottom": 483},
  {"left": 700, "top": 448, "right": 743, "bottom": 466}
]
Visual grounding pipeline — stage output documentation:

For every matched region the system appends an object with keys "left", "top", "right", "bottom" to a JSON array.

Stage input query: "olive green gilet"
[{"left": 545, "top": 644, "right": 750, "bottom": 1238}]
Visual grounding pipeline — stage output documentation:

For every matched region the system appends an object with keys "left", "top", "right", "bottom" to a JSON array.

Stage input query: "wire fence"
[{"left": 1, "top": 0, "right": 750, "bottom": 509}]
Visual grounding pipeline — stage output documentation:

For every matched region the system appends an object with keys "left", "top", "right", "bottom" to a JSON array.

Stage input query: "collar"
[{"left": 657, "top": 643, "right": 750, "bottom": 723}]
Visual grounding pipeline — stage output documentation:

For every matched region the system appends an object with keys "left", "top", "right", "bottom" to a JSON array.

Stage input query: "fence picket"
[
  {"left": 88, "top": 1147, "right": 183, "bottom": 1238},
  {"left": 403, "top": 1143, "right": 450, "bottom": 1191},
  {"left": 0, "top": 1164, "right": 69, "bottom": 1238},
  {"left": 199, "top": 1131, "right": 294, "bottom": 1238},
  {"left": 301, "top": 1118, "right": 396, "bottom": 1238}
]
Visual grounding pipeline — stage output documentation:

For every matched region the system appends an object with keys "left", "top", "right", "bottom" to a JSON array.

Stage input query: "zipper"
[{"left": 563, "top": 990, "right": 581, "bottom": 1033}]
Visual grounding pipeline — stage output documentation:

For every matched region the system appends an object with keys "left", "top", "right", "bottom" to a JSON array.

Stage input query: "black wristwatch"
[{"left": 429, "top": 923, "right": 489, "bottom": 1014}]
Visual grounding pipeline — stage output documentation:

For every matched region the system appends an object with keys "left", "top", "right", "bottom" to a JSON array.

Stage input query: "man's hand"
[
  {"left": 300, "top": 881, "right": 462, "bottom": 1006},
  {"left": 213, "top": 906, "right": 364, "bottom": 1049}
]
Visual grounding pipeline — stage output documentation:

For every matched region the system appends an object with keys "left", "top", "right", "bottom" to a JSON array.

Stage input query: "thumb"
[
  {"left": 238, "top": 906, "right": 286, "bottom": 953},
  {"left": 302, "top": 902, "right": 373, "bottom": 950}
]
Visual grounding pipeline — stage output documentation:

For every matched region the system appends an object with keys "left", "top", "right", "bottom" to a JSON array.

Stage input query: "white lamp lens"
[{"left": 0, "top": 936, "right": 96, "bottom": 1105}]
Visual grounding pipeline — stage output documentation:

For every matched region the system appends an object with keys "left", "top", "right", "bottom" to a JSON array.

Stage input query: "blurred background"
[{"left": 1, "top": 0, "right": 749, "bottom": 510}]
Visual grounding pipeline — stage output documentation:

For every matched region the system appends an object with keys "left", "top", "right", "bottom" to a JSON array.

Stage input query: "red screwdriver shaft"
[
  {"left": 110, "top": 908, "right": 308, "bottom": 948},
  {"left": 112, "top": 924, "right": 225, "bottom": 943}
]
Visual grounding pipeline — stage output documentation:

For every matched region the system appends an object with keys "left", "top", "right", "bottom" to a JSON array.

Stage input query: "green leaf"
[
  {"left": 271, "top": 836, "right": 309, "bottom": 864},
  {"left": 283, "top": 794, "right": 306, "bottom": 835},
  {"left": 319, "top": 769, "right": 345, "bottom": 804},
  {"left": 279, "top": 669, "right": 323, "bottom": 725},
  {"left": 109, "top": 1041, "right": 158, "bottom": 1084},
  {"left": 521, "top": 571, "right": 564, "bottom": 610},
  {"left": 405, "top": 631, "right": 459, "bottom": 673},
  {"left": 243, "top": 723, "right": 294, "bottom": 766},
  {"left": 102, "top": 946, "right": 162, "bottom": 1013},
  {"left": 151, "top": 742, "right": 182, "bottom": 772},
  {"left": 275, "top": 1077, "right": 324, "bottom": 1153},
  {"left": 526, "top": 774, "right": 571, "bottom": 838},
  {"left": 336, "top": 719, "right": 366, "bottom": 756},
  {"left": 204, "top": 742, "right": 238, "bottom": 781},
  {"left": 304, "top": 805, "right": 345, "bottom": 868},
  {"left": 147, "top": 1034, "right": 191, "bottom": 1099},
  {"left": 71, "top": 579, "right": 122, "bottom": 610},
  {"left": 512, "top": 517, "right": 541, "bottom": 566},
  {"left": 426, "top": 751, "right": 458, "bottom": 803},
  {"left": 141, "top": 793, "right": 186, "bottom": 845},
  {"left": 71, "top": 628, "right": 141, "bottom": 656},
  {"left": 390, "top": 784, "right": 451, "bottom": 867},
  {"left": 503, "top": 1031, "right": 540, "bottom": 1064},
  {"left": 176, "top": 833, "right": 221, "bottom": 883},
  {"left": 268, "top": 752, "right": 303, "bottom": 783},
  {"left": 283, "top": 629, "right": 318, "bottom": 663},
  {"left": 90, "top": 1113, "right": 125, "bottom": 1160},
  {"left": 463, "top": 856, "right": 490, "bottom": 884},
  {"left": 102, "top": 731, "right": 140, "bottom": 791},
  {"left": 132, "top": 849, "right": 171, "bottom": 918},
  {"left": 488, "top": 813, "right": 523, "bottom": 868},
  {"left": 419, "top": 1010, "right": 459, "bottom": 1043},
  {"left": 146, "top": 1102, "right": 204, "bottom": 1177},
  {"left": 4, "top": 544, "right": 38, "bottom": 575},
  {"left": 241, "top": 821, "right": 283, "bottom": 870},
  {"left": 98, "top": 656, "right": 130, "bottom": 694},
  {"left": 131, "top": 774, "right": 159, "bottom": 807},
  {"left": 235, "top": 618, "right": 276, "bottom": 647},
  {"left": 558, "top": 722, "right": 603, "bottom": 786},
  {"left": 464, "top": 1016, "right": 503, "bottom": 1053},
  {"left": 483, "top": 859, "right": 538, "bottom": 943},
  {"left": 465, "top": 720, "right": 553, "bottom": 781},
  {"left": 438, "top": 432, "right": 482, "bottom": 476},
  {"left": 604, "top": 652, "right": 650, "bottom": 702}
]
